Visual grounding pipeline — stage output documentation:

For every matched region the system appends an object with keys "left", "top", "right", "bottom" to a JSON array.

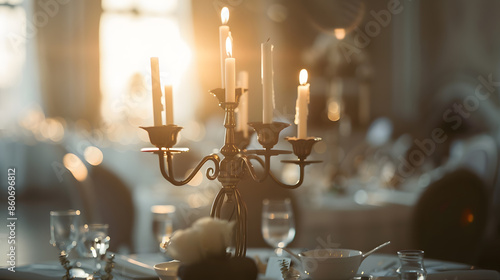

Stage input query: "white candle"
[
  {"left": 219, "top": 7, "right": 230, "bottom": 88},
  {"left": 164, "top": 85, "right": 174, "bottom": 125},
  {"left": 237, "top": 71, "right": 249, "bottom": 137},
  {"left": 261, "top": 40, "right": 274, "bottom": 124},
  {"left": 295, "top": 69, "right": 310, "bottom": 139},
  {"left": 150, "top": 57, "right": 163, "bottom": 126},
  {"left": 225, "top": 36, "right": 235, "bottom": 103}
]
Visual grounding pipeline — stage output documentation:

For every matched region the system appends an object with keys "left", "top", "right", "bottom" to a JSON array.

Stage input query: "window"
[
  {"left": 0, "top": 1, "right": 26, "bottom": 130},
  {"left": 100, "top": 0, "right": 196, "bottom": 145}
]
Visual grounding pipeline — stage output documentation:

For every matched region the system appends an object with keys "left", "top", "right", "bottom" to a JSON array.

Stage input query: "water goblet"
[
  {"left": 261, "top": 199, "right": 296, "bottom": 255},
  {"left": 50, "top": 210, "right": 81, "bottom": 255},
  {"left": 83, "top": 224, "right": 110, "bottom": 276},
  {"left": 151, "top": 205, "right": 176, "bottom": 253}
]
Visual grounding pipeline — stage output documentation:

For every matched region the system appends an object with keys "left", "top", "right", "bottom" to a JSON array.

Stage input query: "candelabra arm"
[
  {"left": 238, "top": 154, "right": 271, "bottom": 183},
  {"left": 268, "top": 163, "right": 306, "bottom": 189},
  {"left": 158, "top": 152, "right": 220, "bottom": 186}
]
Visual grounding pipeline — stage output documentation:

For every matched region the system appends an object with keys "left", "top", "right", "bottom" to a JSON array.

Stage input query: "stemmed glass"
[
  {"left": 50, "top": 210, "right": 81, "bottom": 255},
  {"left": 261, "top": 199, "right": 296, "bottom": 255},
  {"left": 151, "top": 205, "right": 176, "bottom": 253},
  {"left": 82, "top": 224, "right": 110, "bottom": 276}
]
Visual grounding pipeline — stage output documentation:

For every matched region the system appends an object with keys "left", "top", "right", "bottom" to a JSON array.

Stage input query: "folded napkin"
[{"left": 112, "top": 253, "right": 159, "bottom": 280}]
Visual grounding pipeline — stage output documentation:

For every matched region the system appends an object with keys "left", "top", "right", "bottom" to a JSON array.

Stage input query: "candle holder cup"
[
  {"left": 248, "top": 122, "right": 290, "bottom": 150},
  {"left": 209, "top": 88, "right": 247, "bottom": 106},
  {"left": 140, "top": 125, "right": 183, "bottom": 148},
  {"left": 286, "top": 137, "right": 322, "bottom": 161},
  {"left": 234, "top": 129, "right": 255, "bottom": 150}
]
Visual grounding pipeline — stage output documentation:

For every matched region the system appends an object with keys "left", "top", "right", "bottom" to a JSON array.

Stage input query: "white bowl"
[
  {"left": 299, "top": 249, "right": 364, "bottom": 280},
  {"left": 153, "top": 260, "right": 180, "bottom": 280}
]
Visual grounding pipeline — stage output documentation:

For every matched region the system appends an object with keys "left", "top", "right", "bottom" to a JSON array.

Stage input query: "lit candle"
[
  {"left": 225, "top": 36, "right": 235, "bottom": 103},
  {"left": 237, "top": 71, "right": 249, "bottom": 137},
  {"left": 219, "top": 7, "right": 230, "bottom": 88},
  {"left": 150, "top": 57, "right": 163, "bottom": 126},
  {"left": 164, "top": 85, "right": 174, "bottom": 125},
  {"left": 261, "top": 40, "right": 274, "bottom": 124},
  {"left": 295, "top": 69, "right": 310, "bottom": 139}
]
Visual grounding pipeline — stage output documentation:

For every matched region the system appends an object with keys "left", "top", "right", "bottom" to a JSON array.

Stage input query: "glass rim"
[
  {"left": 84, "top": 223, "right": 109, "bottom": 229},
  {"left": 151, "top": 205, "right": 176, "bottom": 214},
  {"left": 397, "top": 250, "right": 425, "bottom": 255},
  {"left": 50, "top": 209, "right": 81, "bottom": 216},
  {"left": 262, "top": 198, "right": 292, "bottom": 204}
]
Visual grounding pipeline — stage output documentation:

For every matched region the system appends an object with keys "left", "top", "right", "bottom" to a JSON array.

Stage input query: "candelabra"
[{"left": 141, "top": 88, "right": 321, "bottom": 257}]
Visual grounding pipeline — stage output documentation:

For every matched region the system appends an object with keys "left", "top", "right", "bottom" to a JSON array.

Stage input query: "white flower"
[
  {"left": 167, "top": 228, "right": 204, "bottom": 265},
  {"left": 192, "top": 217, "right": 235, "bottom": 257},
  {"left": 166, "top": 217, "right": 235, "bottom": 265}
]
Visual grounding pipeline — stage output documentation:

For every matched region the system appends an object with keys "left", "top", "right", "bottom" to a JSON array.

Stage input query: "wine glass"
[
  {"left": 50, "top": 210, "right": 81, "bottom": 255},
  {"left": 151, "top": 205, "right": 176, "bottom": 253},
  {"left": 261, "top": 199, "right": 296, "bottom": 254},
  {"left": 83, "top": 224, "right": 110, "bottom": 275}
]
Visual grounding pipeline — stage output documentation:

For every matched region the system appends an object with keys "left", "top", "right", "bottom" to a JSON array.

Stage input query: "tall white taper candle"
[
  {"left": 237, "top": 71, "right": 249, "bottom": 137},
  {"left": 150, "top": 57, "right": 163, "bottom": 126},
  {"left": 295, "top": 69, "right": 310, "bottom": 139},
  {"left": 219, "top": 7, "right": 230, "bottom": 88},
  {"left": 261, "top": 40, "right": 274, "bottom": 124},
  {"left": 164, "top": 85, "right": 174, "bottom": 125},
  {"left": 225, "top": 36, "right": 235, "bottom": 103}
]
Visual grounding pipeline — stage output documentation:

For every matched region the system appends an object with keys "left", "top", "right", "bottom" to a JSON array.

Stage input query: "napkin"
[{"left": 112, "top": 253, "right": 159, "bottom": 280}]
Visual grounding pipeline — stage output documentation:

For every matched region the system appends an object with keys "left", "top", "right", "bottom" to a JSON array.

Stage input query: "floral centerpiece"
[{"left": 167, "top": 217, "right": 257, "bottom": 280}]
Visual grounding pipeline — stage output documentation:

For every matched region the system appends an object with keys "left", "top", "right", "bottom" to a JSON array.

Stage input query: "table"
[{"left": 1, "top": 249, "right": 499, "bottom": 280}]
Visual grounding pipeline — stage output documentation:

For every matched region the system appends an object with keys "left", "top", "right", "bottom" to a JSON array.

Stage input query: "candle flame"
[
  {"left": 299, "top": 69, "right": 308, "bottom": 85},
  {"left": 221, "top": 7, "right": 229, "bottom": 25},
  {"left": 334, "top": 28, "right": 346, "bottom": 40},
  {"left": 226, "top": 36, "right": 232, "bottom": 57}
]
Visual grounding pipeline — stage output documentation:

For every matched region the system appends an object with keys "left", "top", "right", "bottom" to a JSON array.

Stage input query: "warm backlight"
[
  {"left": 63, "top": 153, "right": 88, "bottom": 182},
  {"left": 84, "top": 146, "right": 104, "bottom": 166},
  {"left": 221, "top": 7, "right": 229, "bottom": 25},
  {"left": 299, "top": 69, "right": 308, "bottom": 85}
]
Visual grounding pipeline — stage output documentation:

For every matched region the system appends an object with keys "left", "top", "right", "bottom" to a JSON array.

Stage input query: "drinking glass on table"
[
  {"left": 151, "top": 205, "right": 176, "bottom": 253},
  {"left": 261, "top": 199, "right": 296, "bottom": 255},
  {"left": 82, "top": 224, "right": 110, "bottom": 275},
  {"left": 50, "top": 210, "right": 81, "bottom": 255}
]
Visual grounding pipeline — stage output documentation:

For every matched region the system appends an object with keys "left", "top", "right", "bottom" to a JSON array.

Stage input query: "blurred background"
[{"left": 1, "top": 0, "right": 500, "bottom": 271}]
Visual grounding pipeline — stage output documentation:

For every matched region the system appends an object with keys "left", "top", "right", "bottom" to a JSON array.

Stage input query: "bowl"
[
  {"left": 299, "top": 249, "right": 364, "bottom": 280},
  {"left": 154, "top": 260, "right": 180, "bottom": 280}
]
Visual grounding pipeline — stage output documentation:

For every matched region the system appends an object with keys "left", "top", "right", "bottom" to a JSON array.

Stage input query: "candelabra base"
[{"left": 210, "top": 186, "right": 247, "bottom": 257}]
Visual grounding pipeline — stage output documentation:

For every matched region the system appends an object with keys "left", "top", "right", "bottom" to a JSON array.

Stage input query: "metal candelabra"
[{"left": 141, "top": 88, "right": 321, "bottom": 257}]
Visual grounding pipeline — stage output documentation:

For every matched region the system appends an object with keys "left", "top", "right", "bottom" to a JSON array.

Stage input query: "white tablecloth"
[{"left": 1, "top": 249, "right": 499, "bottom": 280}]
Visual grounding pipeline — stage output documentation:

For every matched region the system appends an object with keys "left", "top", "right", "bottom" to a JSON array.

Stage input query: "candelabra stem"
[
  {"left": 210, "top": 186, "right": 247, "bottom": 257},
  {"left": 210, "top": 101, "right": 248, "bottom": 257},
  {"left": 220, "top": 102, "right": 239, "bottom": 157}
]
